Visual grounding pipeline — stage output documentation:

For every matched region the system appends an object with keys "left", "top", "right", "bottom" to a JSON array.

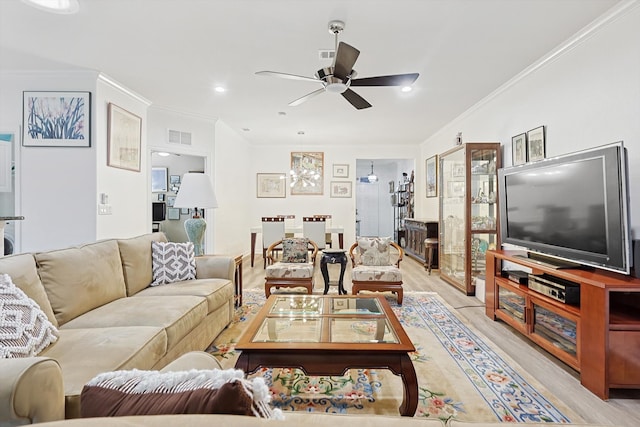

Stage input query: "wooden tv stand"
[{"left": 485, "top": 249, "right": 640, "bottom": 400}]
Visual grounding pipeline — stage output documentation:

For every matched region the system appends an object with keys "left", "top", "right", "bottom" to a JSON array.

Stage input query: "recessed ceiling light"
[
  {"left": 242, "top": 128, "right": 251, "bottom": 132},
  {"left": 278, "top": 111, "right": 287, "bottom": 116},
  {"left": 401, "top": 86, "right": 413, "bottom": 93},
  {"left": 214, "top": 86, "right": 226, "bottom": 93},
  {"left": 156, "top": 152, "right": 171, "bottom": 157},
  {"left": 21, "top": 0, "right": 79, "bottom": 14},
  {"left": 297, "top": 131, "right": 305, "bottom": 135}
]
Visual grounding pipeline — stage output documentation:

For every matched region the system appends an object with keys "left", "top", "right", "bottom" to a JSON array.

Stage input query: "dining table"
[{"left": 250, "top": 225, "right": 345, "bottom": 267}]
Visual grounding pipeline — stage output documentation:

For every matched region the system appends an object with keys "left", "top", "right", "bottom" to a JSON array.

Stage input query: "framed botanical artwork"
[
  {"left": 332, "top": 163, "right": 349, "bottom": 178},
  {"left": 330, "top": 181, "right": 352, "bottom": 198},
  {"left": 107, "top": 103, "right": 142, "bottom": 171},
  {"left": 23, "top": 91, "right": 91, "bottom": 147},
  {"left": 170, "top": 175, "right": 181, "bottom": 185},
  {"left": 527, "top": 125, "right": 546, "bottom": 162},
  {"left": 425, "top": 155, "right": 438, "bottom": 198},
  {"left": 512, "top": 133, "right": 527, "bottom": 166},
  {"left": 256, "top": 173, "right": 286, "bottom": 198},
  {"left": 151, "top": 167, "right": 168, "bottom": 193},
  {"left": 290, "top": 152, "right": 324, "bottom": 195},
  {"left": 167, "top": 196, "right": 176, "bottom": 207}
]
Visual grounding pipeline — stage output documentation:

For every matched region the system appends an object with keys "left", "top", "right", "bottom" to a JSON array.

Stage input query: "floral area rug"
[{"left": 207, "top": 290, "right": 583, "bottom": 423}]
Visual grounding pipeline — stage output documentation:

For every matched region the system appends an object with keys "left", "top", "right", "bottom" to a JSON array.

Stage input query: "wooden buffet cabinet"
[
  {"left": 485, "top": 250, "right": 640, "bottom": 400},
  {"left": 403, "top": 218, "right": 438, "bottom": 267}
]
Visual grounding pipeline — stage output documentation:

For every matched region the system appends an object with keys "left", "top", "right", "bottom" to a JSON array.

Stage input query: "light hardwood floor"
[{"left": 241, "top": 253, "right": 640, "bottom": 426}]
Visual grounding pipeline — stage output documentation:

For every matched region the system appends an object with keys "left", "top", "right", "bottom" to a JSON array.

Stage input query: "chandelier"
[{"left": 289, "top": 165, "right": 321, "bottom": 188}]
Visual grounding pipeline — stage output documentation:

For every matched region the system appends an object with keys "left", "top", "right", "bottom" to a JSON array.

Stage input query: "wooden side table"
[{"left": 320, "top": 250, "right": 347, "bottom": 295}]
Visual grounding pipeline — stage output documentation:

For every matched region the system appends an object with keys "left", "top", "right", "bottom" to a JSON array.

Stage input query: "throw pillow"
[
  {"left": 81, "top": 368, "right": 283, "bottom": 419},
  {"left": 281, "top": 238, "right": 309, "bottom": 263},
  {"left": 357, "top": 236, "right": 391, "bottom": 266},
  {"left": 0, "top": 273, "right": 59, "bottom": 358},
  {"left": 151, "top": 241, "right": 196, "bottom": 286}
]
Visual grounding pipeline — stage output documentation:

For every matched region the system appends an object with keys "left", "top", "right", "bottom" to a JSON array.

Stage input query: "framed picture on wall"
[
  {"left": 151, "top": 167, "right": 168, "bottom": 192},
  {"left": 107, "top": 103, "right": 142, "bottom": 171},
  {"left": 527, "top": 125, "right": 546, "bottom": 162},
  {"left": 330, "top": 181, "right": 352, "bottom": 198},
  {"left": 425, "top": 155, "right": 438, "bottom": 198},
  {"left": 332, "top": 164, "right": 349, "bottom": 178},
  {"left": 22, "top": 91, "right": 91, "bottom": 147},
  {"left": 167, "top": 208, "right": 180, "bottom": 220},
  {"left": 512, "top": 133, "right": 527, "bottom": 166},
  {"left": 256, "top": 173, "right": 286, "bottom": 198},
  {"left": 290, "top": 152, "right": 324, "bottom": 195}
]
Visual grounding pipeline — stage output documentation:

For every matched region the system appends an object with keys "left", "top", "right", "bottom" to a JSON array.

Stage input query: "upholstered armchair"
[
  {"left": 264, "top": 238, "right": 319, "bottom": 297},
  {"left": 349, "top": 237, "right": 404, "bottom": 304}
]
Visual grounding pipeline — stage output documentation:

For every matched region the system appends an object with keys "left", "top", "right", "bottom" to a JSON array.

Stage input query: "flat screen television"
[{"left": 498, "top": 142, "right": 632, "bottom": 275}]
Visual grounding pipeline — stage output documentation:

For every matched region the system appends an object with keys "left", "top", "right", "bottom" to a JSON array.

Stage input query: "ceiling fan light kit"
[{"left": 256, "top": 20, "right": 419, "bottom": 110}]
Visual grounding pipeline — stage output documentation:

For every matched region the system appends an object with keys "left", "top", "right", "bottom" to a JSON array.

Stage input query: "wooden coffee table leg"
[{"left": 399, "top": 354, "right": 418, "bottom": 416}]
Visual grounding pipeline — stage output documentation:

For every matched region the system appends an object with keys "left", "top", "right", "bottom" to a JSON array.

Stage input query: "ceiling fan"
[{"left": 256, "top": 20, "right": 419, "bottom": 110}]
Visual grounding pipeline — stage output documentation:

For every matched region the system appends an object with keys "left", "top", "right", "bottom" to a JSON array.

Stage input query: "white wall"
[
  {"left": 416, "top": 2, "right": 640, "bottom": 239},
  {"left": 95, "top": 76, "right": 150, "bottom": 240},
  {"left": 0, "top": 70, "right": 98, "bottom": 251}
]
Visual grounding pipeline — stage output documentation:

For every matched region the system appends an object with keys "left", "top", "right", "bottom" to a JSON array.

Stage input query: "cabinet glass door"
[
  {"left": 469, "top": 147, "right": 498, "bottom": 283},
  {"left": 440, "top": 147, "right": 466, "bottom": 287}
]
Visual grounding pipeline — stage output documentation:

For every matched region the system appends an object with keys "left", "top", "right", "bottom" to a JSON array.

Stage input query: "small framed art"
[
  {"left": 167, "top": 208, "right": 180, "bottom": 220},
  {"left": 332, "top": 164, "right": 349, "bottom": 178},
  {"left": 330, "top": 181, "right": 352, "bottom": 198},
  {"left": 23, "top": 91, "right": 91, "bottom": 147},
  {"left": 151, "top": 167, "right": 168, "bottom": 192},
  {"left": 256, "top": 173, "right": 286, "bottom": 198},
  {"left": 425, "top": 155, "right": 438, "bottom": 198},
  {"left": 527, "top": 126, "right": 545, "bottom": 162},
  {"left": 107, "top": 103, "right": 142, "bottom": 171},
  {"left": 512, "top": 133, "right": 527, "bottom": 166}
]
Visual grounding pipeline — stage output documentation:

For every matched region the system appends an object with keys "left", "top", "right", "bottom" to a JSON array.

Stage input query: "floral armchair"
[
  {"left": 264, "top": 238, "right": 319, "bottom": 297},
  {"left": 348, "top": 236, "right": 404, "bottom": 304}
]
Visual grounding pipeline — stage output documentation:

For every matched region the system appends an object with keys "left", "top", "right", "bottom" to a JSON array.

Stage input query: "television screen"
[{"left": 498, "top": 142, "right": 631, "bottom": 274}]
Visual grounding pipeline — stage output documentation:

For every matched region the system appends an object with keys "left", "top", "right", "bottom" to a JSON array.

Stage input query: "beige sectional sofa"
[{"left": 0, "top": 232, "right": 236, "bottom": 425}]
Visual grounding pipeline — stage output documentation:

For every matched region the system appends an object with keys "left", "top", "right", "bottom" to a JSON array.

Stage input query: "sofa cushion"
[
  {"left": 60, "top": 295, "right": 207, "bottom": 349},
  {"left": 357, "top": 236, "right": 391, "bottom": 266},
  {"left": 0, "top": 274, "right": 59, "bottom": 358},
  {"left": 151, "top": 242, "right": 196, "bottom": 286},
  {"left": 80, "top": 368, "right": 282, "bottom": 419},
  {"left": 35, "top": 240, "right": 127, "bottom": 326},
  {"left": 281, "top": 238, "right": 309, "bottom": 263},
  {"left": 39, "top": 326, "right": 168, "bottom": 419},
  {"left": 0, "top": 253, "right": 57, "bottom": 326},
  {"left": 118, "top": 232, "right": 168, "bottom": 296},
  {"left": 133, "top": 278, "right": 234, "bottom": 314}
]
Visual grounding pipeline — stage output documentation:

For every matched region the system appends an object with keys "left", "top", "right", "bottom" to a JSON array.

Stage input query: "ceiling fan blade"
[
  {"left": 256, "top": 71, "right": 321, "bottom": 83},
  {"left": 333, "top": 42, "right": 360, "bottom": 80},
  {"left": 289, "top": 88, "right": 326, "bottom": 106},
  {"left": 350, "top": 73, "right": 419, "bottom": 87},
  {"left": 341, "top": 89, "right": 371, "bottom": 110}
]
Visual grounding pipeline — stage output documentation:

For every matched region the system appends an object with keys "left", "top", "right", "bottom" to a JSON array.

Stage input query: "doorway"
[
  {"left": 151, "top": 152, "right": 205, "bottom": 244},
  {"left": 355, "top": 159, "right": 414, "bottom": 240}
]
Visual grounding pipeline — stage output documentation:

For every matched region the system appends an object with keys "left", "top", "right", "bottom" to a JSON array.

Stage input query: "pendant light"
[{"left": 367, "top": 161, "right": 378, "bottom": 182}]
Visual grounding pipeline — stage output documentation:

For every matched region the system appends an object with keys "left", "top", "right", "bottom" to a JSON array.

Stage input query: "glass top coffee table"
[{"left": 234, "top": 294, "right": 417, "bottom": 416}]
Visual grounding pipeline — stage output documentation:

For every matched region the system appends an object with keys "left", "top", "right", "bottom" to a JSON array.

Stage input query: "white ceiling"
[{"left": 0, "top": 0, "right": 621, "bottom": 146}]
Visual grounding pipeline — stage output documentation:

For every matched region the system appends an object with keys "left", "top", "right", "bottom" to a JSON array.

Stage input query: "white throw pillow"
[
  {"left": 151, "top": 241, "right": 196, "bottom": 286},
  {"left": 0, "top": 273, "right": 59, "bottom": 358}
]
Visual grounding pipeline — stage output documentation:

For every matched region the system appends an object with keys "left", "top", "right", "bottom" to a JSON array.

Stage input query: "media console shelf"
[{"left": 485, "top": 249, "right": 640, "bottom": 400}]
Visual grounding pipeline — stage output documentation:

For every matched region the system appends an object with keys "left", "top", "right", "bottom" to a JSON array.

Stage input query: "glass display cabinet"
[{"left": 439, "top": 142, "right": 501, "bottom": 295}]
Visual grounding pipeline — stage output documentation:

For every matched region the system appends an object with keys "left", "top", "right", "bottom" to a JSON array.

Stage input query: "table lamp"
[{"left": 173, "top": 173, "right": 218, "bottom": 256}]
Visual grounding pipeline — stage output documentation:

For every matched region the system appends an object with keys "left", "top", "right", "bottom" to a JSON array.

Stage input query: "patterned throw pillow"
[
  {"left": 281, "top": 238, "right": 309, "bottom": 263},
  {"left": 357, "top": 237, "right": 391, "bottom": 266},
  {"left": 81, "top": 368, "right": 283, "bottom": 419},
  {"left": 0, "top": 273, "right": 59, "bottom": 358},
  {"left": 151, "top": 242, "right": 196, "bottom": 286}
]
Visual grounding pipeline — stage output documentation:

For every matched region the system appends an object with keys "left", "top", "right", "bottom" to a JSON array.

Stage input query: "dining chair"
[
  {"left": 313, "top": 214, "right": 333, "bottom": 248},
  {"left": 277, "top": 214, "right": 296, "bottom": 238},
  {"left": 349, "top": 236, "right": 404, "bottom": 304},
  {"left": 262, "top": 217, "right": 285, "bottom": 268},
  {"left": 303, "top": 216, "right": 326, "bottom": 251}
]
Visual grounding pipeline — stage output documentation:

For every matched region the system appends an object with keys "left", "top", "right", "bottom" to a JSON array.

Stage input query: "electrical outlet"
[{"left": 98, "top": 204, "right": 112, "bottom": 215}]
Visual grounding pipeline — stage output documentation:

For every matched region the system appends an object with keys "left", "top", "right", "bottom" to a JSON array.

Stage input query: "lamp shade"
[{"left": 173, "top": 173, "right": 218, "bottom": 209}]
